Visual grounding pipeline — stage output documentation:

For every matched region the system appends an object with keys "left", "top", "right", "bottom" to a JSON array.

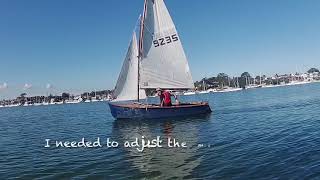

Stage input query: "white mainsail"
[
  {"left": 113, "top": 32, "right": 146, "bottom": 101},
  {"left": 139, "top": 0, "right": 194, "bottom": 90}
]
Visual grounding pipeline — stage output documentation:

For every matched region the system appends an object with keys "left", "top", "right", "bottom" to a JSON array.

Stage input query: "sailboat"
[
  {"left": 198, "top": 79, "right": 211, "bottom": 94},
  {"left": 109, "top": 0, "right": 212, "bottom": 119}
]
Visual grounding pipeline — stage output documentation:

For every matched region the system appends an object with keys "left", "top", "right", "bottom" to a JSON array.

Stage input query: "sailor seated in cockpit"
[{"left": 156, "top": 88, "right": 179, "bottom": 107}]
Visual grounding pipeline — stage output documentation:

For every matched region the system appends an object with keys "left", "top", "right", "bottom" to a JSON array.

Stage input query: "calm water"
[{"left": 1, "top": 83, "right": 320, "bottom": 179}]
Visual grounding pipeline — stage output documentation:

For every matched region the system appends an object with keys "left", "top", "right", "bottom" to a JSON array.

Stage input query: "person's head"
[{"left": 156, "top": 88, "right": 162, "bottom": 96}]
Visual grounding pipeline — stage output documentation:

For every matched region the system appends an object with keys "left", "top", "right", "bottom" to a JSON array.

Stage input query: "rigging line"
[
  {"left": 139, "top": 0, "right": 148, "bottom": 58},
  {"left": 155, "top": 0, "right": 161, "bottom": 33},
  {"left": 134, "top": 14, "right": 142, "bottom": 34},
  {"left": 138, "top": 0, "right": 148, "bottom": 102},
  {"left": 139, "top": 3, "right": 154, "bottom": 38},
  {"left": 142, "top": 22, "right": 154, "bottom": 37}
]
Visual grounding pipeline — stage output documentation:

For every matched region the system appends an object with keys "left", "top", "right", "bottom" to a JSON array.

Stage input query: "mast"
[
  {"left": 138, "top": 0, "right": 148, "bottom": 102},
  {"left": 260, "top": 73, "right": 262, "bottom": 85},
  {"left": 247, "top": 77, "right": 249, "bottom": 86},
  {"left": 202, "top": 80, "right": 205, "bottom": 91},
  {"left": 237, "top": 77, "right": 239, "bottom": 88}
]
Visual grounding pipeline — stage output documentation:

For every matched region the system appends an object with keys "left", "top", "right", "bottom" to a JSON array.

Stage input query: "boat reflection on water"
[{"left": 111, "top": 114, "right": 211, "bottom": 179}]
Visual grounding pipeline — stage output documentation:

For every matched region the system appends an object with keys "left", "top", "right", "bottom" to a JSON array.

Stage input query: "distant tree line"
[{"left": 194, "top": 67, "right": 319, "bottom": 90}]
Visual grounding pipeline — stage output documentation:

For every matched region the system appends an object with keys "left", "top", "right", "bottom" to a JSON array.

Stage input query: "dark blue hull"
[{"left": 108, "top": 102, "right": 212, "bottom": 119}]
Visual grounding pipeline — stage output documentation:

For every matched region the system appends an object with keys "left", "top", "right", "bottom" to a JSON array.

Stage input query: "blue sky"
[{"left": 1, "top": 0, "right": 320, "bottom": 98}]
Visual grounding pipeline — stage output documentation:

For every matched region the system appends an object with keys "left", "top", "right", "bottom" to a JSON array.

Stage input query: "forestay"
[
  {"left": 139, "top": 0, "right": 194, "bottom": 90},
  {"left": 113, "top": 32, "right": 146, "bottom": 101}
]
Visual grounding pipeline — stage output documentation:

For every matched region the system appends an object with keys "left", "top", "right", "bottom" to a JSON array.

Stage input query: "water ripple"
[{"left": 1, "top": 84, "right": 320, "bottom": 179}]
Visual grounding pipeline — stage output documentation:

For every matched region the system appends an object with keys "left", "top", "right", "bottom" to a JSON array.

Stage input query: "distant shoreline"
[
  {"left": 1, "top": 79, "right": 319, "bottom": 109},
  {"left": 1, "top": 68, "right": 319, "bottom": 107}
]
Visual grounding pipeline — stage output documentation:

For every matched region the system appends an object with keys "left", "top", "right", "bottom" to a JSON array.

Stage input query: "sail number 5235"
[{"left": 153, "top": 34, "right": 179, "bottom": 47}]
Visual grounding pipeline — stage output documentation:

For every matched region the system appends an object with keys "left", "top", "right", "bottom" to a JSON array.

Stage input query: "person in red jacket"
[{"left": 156, "top": 88, "right": 178, "bottom": 107}]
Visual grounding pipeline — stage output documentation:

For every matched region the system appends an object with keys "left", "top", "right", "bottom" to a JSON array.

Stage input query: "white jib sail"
[
  {"left": 113, "top": 32, "right": 146, "bottom": 101},
  {"left": 139, "top": 0, "right": 194, "bottom": 90}
]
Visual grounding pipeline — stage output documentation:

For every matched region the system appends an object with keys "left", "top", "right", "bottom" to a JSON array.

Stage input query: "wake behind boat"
[{"left": 109, "top": 0, "right": 212, "bottom": 119}]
